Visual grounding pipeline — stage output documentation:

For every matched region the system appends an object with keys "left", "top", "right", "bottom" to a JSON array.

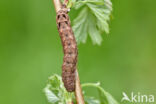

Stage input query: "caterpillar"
[{"left": 56, "top": 5, "right": 78, "bottom": 92}]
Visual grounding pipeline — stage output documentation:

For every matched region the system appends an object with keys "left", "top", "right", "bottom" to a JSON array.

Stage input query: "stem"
[
  {"left": 52, "top": 0, "right": 85, "bottom": 104},
  {"left": 53, "top": 0, "right": 62, "bottom": 12},
  {"left": 75, "top": 70, "right": 85, "bottom": 104},
  {"left": 64, "top": 0, "right": 68, "bottom": 5}
]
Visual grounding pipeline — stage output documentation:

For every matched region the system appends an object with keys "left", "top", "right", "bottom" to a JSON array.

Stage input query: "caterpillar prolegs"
[{"left": 56, "top": 5, "right": 78, "bottom": 92}]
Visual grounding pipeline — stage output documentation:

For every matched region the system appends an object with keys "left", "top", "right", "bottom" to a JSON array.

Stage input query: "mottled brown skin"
[{"left": 56, "top": 5, "right": 78, "bottom": 92}]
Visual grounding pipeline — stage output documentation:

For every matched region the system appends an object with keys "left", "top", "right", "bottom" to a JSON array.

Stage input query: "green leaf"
[
  {"left": 44, "top": 74, "right": 73, "bottom": 104},
  {"left": 72, "top": 0, "right": 112, "bottom": 45},
  {"left": 67, "top": 0, "right": 76, "bottom": 8},
  {"left": 85, "top": 96, "right": 100, "bottom": 104},
  {"left": 82, "top": 82, "right": 119, "bottom": 104},
  {"left": 44, "top": 85, "right": 59, "bottom": 103}
]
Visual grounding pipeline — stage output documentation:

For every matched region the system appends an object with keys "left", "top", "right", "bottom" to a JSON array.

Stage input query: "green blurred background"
[{"left": 0, "top": 0, "right": 156, "bottom": 104}]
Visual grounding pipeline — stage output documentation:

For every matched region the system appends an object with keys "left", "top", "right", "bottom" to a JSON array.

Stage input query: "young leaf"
[
  {"left": 72, "top": 0, "right": 112, "bottom": 45},
  {"left": 44, "top": 85, "right": 59, "bottom": 103},
  {"left": 44, "top": 74, "right": 73, "bottom": 104},
  {"left": 82, "top": 82, "right": 119, "bottom": 104}
]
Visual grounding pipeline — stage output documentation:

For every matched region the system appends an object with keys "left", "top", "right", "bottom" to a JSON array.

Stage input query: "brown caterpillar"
[{"left": 56, "top": 5, "right": 78, "bottom": 92}]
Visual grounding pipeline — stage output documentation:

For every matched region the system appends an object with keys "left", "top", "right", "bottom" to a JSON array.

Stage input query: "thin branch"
[
  {"left": 52, "top": 0, "right": 85, "bottom": 104},
  {"left": 75, "top": 70, "right": 85, "bottom": 104},
  {"left": 53, "top": 0, "right": 62, "bottom": 12},
  {"left": 63, "top": 0, "right": 68, "bottom": 5}
]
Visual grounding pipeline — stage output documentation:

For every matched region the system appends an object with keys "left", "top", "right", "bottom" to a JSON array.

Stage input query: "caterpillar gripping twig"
[{"left": 56, "top": 5, "right": 78, "bottom": 92}]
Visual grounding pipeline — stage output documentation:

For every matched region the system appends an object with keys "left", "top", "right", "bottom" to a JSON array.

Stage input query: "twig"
[
  {"left": 75, "top": 70, "right": 85, "bottom": 104},
  {"left": 52, "top": 0, "right": 85, "bottom": 104},
  {"left": 53, "top": 0, "right": 62, "bottom": 12},
  {"left": 63, "top": 0, "right": 68, "bottom": 5}
]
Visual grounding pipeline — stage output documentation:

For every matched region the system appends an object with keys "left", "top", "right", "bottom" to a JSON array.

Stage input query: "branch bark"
[
  {"left": 75, "top": 70, "right": 85, "bottom": 104},
  {"left": 52, "top": 0, "right": 85, "bottom": 104}
]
